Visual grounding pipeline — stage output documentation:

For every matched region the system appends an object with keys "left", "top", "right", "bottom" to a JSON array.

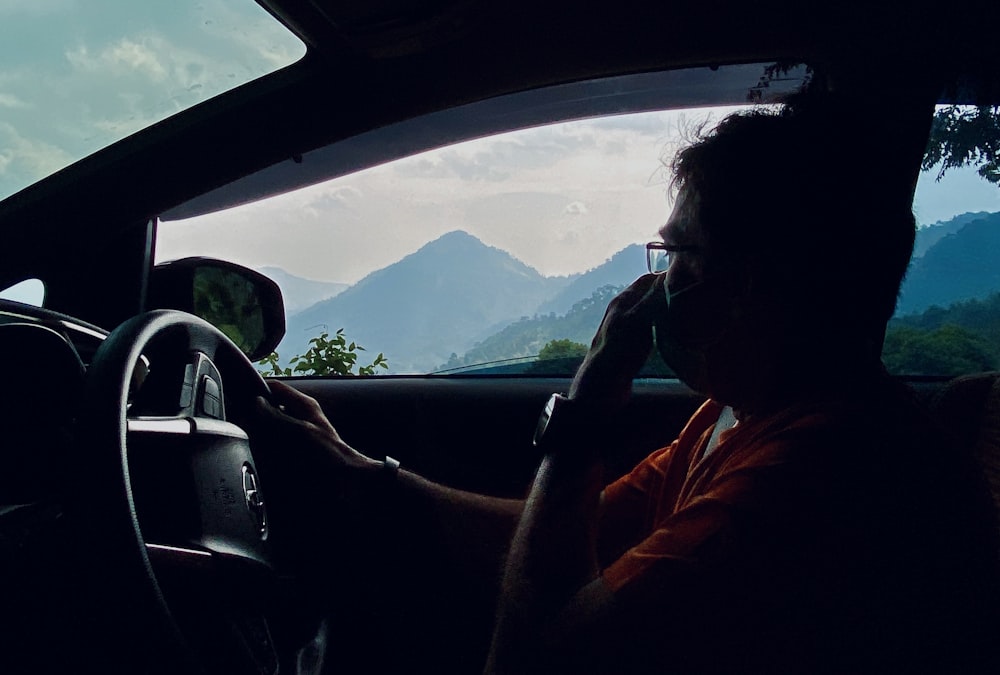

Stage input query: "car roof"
[{"left": 0, "top": 0, "right": 995, "bottom": 285}]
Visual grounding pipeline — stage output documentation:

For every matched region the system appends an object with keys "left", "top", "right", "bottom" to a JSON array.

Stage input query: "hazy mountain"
[
  {"left": 912, "top": 211, "right": 992, "bottom": 258},
  {"left": 897, "top": 211, "right": 1000, "bottom": 315},
  {"left": 535, "top": 244, "right": 646, "bottom": 316},
  {"left": 280, "top": 231, "right": 574, "bottom": 373},
  {"left": 439, "top": 285, "right": 624, "bottom": 371},
  {"left": 259, "top": 266, "right": 348, "bottom": 315}
]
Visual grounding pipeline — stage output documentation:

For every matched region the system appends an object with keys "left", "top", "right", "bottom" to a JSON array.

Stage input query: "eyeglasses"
[{"left": 645, "top": 242, "right": 701, "bottom": 274}]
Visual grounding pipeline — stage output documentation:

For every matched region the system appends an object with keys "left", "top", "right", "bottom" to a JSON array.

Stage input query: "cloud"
[
  {"left": 0, "top": 121, "right": 74, "bottom": 194},
  {"left": 301, "top": 185, "right": 364, "bottom": 217},
  {"left": 0, "top": 0, "right": 304, "bottom": 201},
  {"left": 195, "top": 0, "right": 305, "bottom": 69},
  {"left": 107, "top": 39, "right": 169, "bottom": 80},
  {"left": 393, "top": 156, "right": 455, "bottom": 179},
  {"left": 385, "top": 112, "right": 701, "bottom": 202},
  {"left": 66, "top": 36, "right": 201, "bottom": 87},
  {"left": 0, "top": 93, "right": 29, "bottom": 108},
  {"left": 0, "top": 0, "right": 76, "bottom": 16},
  {"left": 391, "top": 125, "right": 601, "bottom": 185}
]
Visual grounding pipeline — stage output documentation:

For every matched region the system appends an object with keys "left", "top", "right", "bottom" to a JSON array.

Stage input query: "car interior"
[{"left": 0, "top": 1, "right": 998, "bottom": 673}]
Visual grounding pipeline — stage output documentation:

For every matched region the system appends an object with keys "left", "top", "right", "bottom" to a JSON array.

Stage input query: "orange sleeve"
[
  {"left": 599, "top": 400, "right": 720, "bottom": 574},
  {"left": 600, "top": 408, "right": 832, "bottom": 593},
  {"left": 601, "top": 493, "right": 733, "bottom": 592},
  {"left": 598, "top": 444, "right": 675, "bottom": 561}
]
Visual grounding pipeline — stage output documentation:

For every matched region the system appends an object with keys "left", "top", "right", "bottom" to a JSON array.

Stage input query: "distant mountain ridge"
[
  {"left": 912, "top": 211, "right": 993, "bottom": 258},
  {"left": 898, "top": 211, "right": 1000, "bottom": 315},
  {"left": 440, "top": 285, "right": 624, "bottom": 371},
  {"left": 280, "top": 231, "right": 575, "bottom": 372},
  {"left": 259, "top": 266, "right": 348, "bottom": 315},
  {"left": 536, "top": 244, "right": 645, "bottom": 316}
]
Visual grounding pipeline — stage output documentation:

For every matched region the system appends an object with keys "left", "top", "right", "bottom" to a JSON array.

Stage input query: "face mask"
[{"left": 652, "top": 276, "right": 737, "bottom": 396}]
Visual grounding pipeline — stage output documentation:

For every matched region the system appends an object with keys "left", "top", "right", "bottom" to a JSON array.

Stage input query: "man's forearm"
[
  {"left": 485, "top": 448, "right": 605, "bottom": 674},
  {"left": 335, "top": 462, "right": 524, "bottom": 606},
  {"left": 395, "top": 468, "right": 525, "bottom": 579}
]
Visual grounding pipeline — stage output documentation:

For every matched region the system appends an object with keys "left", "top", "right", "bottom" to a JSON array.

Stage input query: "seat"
[{"left": 930, "top": 371, "right": 1000, "bottom": 552}]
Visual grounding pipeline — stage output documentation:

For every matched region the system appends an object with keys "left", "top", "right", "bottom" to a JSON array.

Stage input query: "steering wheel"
[{"left": 78, "top": 310, "right": 323, "bottom": 674}]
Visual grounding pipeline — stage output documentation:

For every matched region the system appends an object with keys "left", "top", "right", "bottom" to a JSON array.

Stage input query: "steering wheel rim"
[{"left": 79, "top": 309, "right": 291, "bottom": 674}]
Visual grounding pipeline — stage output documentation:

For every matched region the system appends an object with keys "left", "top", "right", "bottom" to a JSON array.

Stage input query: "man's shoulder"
[{"left": 741, "top": 372, "right": 936, "bottom": 451}]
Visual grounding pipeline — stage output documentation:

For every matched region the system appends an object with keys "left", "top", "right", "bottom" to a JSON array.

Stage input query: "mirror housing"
[{"left": 149, "top": 257, "right": 285, "bottom": 361}]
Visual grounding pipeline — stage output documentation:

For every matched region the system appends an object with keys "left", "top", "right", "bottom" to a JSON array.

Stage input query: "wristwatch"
[{"left": 532, "top": 393, "right": 602, "bottom": 450}]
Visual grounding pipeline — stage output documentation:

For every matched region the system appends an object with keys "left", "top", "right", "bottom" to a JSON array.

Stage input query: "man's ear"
[
  {"left": 731, "top": 260, "right": 796, "bottom": 332},
  {"left": 729, "top": 259, "right": 759, "bottom": 315}
]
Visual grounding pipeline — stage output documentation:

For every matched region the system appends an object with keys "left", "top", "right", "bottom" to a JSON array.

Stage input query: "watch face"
[{"left": 533, "top": 394, "right": 560, "bottom": 447}]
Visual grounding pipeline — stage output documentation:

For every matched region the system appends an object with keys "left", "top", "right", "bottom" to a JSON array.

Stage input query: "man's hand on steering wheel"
[{"left": 249, "top": 382, "right": 382, "bottom": 561}]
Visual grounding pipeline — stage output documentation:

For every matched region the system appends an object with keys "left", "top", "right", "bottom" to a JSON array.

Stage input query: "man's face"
[
  {"left": 658, "top": 188, "right": 711, "bottom": 296},
  {"left": 653, "top": 186, "right": 760, "bottom": 404}
]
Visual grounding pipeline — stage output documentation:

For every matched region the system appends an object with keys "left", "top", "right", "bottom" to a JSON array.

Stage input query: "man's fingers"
[
  {"left": 596, "top": 275, "right": 661, "bottom": 344},
  {"left": 621, "top": 274, "right": 661, "bottom": 311},
  {"left": 267, "top": 380, "right": 333, "bottom": 427},
  {"left": 253, "top": 394, "right": 316, "bottom": 436},
  {"left": 604, "top": 275, "right": 659, "bottom": 321}
]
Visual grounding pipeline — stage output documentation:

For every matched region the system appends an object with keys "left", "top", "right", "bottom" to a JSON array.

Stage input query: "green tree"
[
  {"left": 922, "top": 105, "right": 1000, "bottom": 187},
  {"left": 526, "top": 339, "right": 589, "bottom": 375},
  {"left": 537, "top": 339, "right": 589, "bottom": 361},
  {"left": 882, "top": 324, "right": 997, "bottom": 376},
  {"left": 257, "top": 328, "right": 388, "bottom": 377}
]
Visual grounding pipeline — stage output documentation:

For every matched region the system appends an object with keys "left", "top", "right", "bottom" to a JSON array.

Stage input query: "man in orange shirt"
[{"left": 259, "top": 98, "right": 1000, "bottom": 673}]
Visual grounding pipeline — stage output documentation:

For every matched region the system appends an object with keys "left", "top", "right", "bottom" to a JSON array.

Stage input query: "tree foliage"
[
  {"left": 885, "top": 292, "right": 1000, "bottom": 376},
  {"left": 923, "top": 105, "right": 1000, "bottom": 186},
  {"left": 883, "top": 324, "right": 997, "bottom": 376},
  {"left": 257, "top": 328, "right": 388, "bottom": 377},
  {"left": 526, "top": 339, "right": 589, "bottom": 375},
  {"left": 537, "top": 339, "right": 589, "bottom": 361},
  {"left": 440, "top": 285, "right": 625, "bottom": 372}
]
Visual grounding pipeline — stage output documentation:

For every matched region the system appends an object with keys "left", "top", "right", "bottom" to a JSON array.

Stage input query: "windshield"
[{"left": 0, "top": 0, "right": 305, "bottom": 201}]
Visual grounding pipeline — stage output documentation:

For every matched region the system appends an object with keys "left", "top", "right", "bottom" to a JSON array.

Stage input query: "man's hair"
[{"left": 670, "top": 98, "right": 916, "bottom": 335}]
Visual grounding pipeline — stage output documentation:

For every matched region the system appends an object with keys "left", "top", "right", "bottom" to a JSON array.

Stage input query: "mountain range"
[
  {"left": 268, "top": 210, "right": 1000, "bottom": 373},
  {"left": 911, "top": 212, "right": 992, "bottom": 258},
  {"left": 535, "top": 244, "right": 645, "bottom": 316},
  {"left": 898, "top": 211, "right": 1000, "bottom": 315},
  {"left": 279, "top": 231, "right": 590, "bottom": 372}
]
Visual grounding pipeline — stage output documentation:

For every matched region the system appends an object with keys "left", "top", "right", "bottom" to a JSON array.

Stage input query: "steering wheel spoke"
[
  {"left": 127, "top": 413, "right": 271, "bottom": 565},
  {"left": 142, "top": 540, "right": 281, "bottom": 675}
]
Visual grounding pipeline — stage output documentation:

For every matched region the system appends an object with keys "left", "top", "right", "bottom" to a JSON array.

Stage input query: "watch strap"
[{"left": 533, "top": 393, "right": 606, "bottom": 451}]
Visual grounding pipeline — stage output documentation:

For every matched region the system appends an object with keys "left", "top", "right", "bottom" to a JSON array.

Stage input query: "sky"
[
  {"left": 913, "top": 165, "right": 1000, "bottom": 226},
  {"left": 156, "top": 109, "right": 731, "bottom": 283},
  {"left": 0, "top": 0, "right": 305, "bottom": 200}
]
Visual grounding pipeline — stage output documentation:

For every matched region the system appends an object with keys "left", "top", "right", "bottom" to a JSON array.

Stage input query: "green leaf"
[{"left": 263, "top": 326, "right": 390, "bottom": 377}]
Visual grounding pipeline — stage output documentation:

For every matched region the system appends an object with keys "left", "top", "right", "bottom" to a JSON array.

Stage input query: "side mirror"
[{"left": 149, "top": 257, "right": 286, "bottom": 361}]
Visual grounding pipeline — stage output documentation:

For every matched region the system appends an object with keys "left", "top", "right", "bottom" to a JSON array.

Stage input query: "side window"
[
  {"left": 0, "top": 278, "right": 45, "bottom": 307},
  {"left": 885, "top": 104, "right": 1000, "bottom": 377},
  {"left": 157, "top": 106, "right": 743, "bottom": 377}
]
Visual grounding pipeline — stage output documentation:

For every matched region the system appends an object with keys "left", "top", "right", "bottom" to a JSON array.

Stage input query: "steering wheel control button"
[
  {"left": 200, "top": 374, "right": 223, "bottom": 418},
  {"left": 179, "top": 362, "right": 195, "bottom": 408},
  {"left": 183, "top": 353, "right": 226, "bottom": 419},
  {"left": 242, "top": 463, "right": 267, "bottom": 537}
]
